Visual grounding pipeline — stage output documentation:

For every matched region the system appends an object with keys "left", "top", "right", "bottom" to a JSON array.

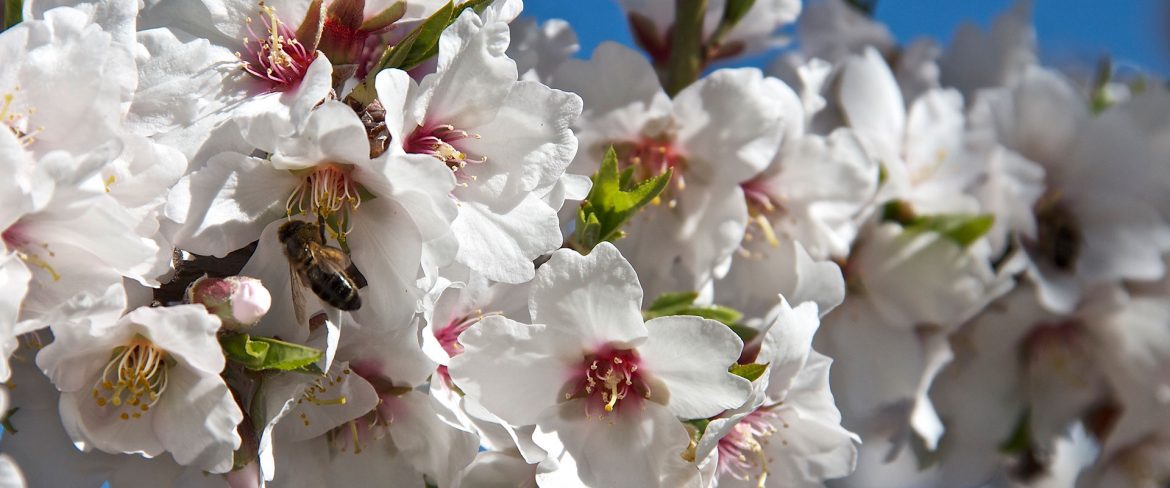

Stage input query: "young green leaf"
[
  {"left": 572, "top": 146, "right": 672, "bottom": 252},
  {"left": 909, "top": 214, "right": 995, "bottom": 248},
  {"left": 674, "top": 305, "right": 743, "bottom": 326},
  {"left": 220, "top": 333, "right": 324, "bottom": 373},
  {"left": 729, "top": 362, "right": 769, "bottom": 382},
  {"left": 644, "top": 291, "right": 700, "bottom": 319}
]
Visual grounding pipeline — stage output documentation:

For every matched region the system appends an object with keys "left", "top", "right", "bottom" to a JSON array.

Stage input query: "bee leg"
[
  {"left": 317, "top": 213, "right": 328, "bottom": 243},
  {"left": 346, "top": 263, "right": 368, "bottom": 289}
]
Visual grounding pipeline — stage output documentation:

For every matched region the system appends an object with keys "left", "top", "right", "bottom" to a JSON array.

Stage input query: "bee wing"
[
  {"left": 311, "top": 245, "right": 353, "bottom": 276},
  {"left": 289, "top": 261, "right": 308, "bottom": 328}
]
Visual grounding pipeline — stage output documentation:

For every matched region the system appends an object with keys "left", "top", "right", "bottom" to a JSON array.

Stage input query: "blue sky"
[{"left": 523, "top": 0, "right": 1170, "bottom": 74}]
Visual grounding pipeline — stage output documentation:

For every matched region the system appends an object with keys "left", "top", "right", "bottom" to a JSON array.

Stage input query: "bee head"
[{"left": 278, "top": 220, "right": 322, "bottom": 244}]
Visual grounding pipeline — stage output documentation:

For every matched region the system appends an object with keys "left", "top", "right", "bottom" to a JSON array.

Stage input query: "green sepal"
[
  {"left": 2, "top": 407, "right": 17, "bottom": 434},
  {"left": 998, "top": 409, "right": 1031, "bottom": 454},
  {"left": 359, "top": 1, "right": 406, "bottom": 32},
  {"left": 880, "top": 200, "right": 917, "bottom": 226},
  {"left": 729, "top": 362, "right": 769, "bottom": 382},
  {"left": 220, "top": 333, "right": 324, "bottom": 373},
  {"left": 572, "top": 146, "right": 672, "bottom": 252}
]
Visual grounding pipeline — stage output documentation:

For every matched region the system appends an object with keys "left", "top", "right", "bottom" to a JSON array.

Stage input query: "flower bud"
[{"left": 187, "top": 275, "right": 272, "bottom": 330}]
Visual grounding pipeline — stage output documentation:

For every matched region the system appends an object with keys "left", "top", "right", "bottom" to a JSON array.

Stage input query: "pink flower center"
[
  {"left": 433, "top": 311, "right": 498, "bottom": 388},
  {"left": 1023, "top": 320, "right": 1092, "bottom": 385},
  {"left": 239, "top": 2, "right": 316, "bottom": 90},
  {"left": 716, "top": 407, "right": 785, "bottom": 487},
  {"left": 328, "top": 361, "right": 409, "bottom": 454},
  {"left": 434, "top": 313, "right": 481, "bottom": 357},
  {"left": 2, "top": 225, "right": 60, "bottom": 281},
  {"left": 404, "top": 124, "right": 485, "bottom": 183},
  {"left": 566, "top": 346, "right": 651, "bottom": 417}
]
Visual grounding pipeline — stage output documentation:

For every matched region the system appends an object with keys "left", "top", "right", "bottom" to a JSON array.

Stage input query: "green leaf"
[
  {"left": 643, "top": 291, "right": 699, "bottom": 319},
  {"left": 676, "top": 305, "right": 743, "bottom": 326},
  {"left": 910, "top": 214, "right": 995, "bottom": 248},
  {"left": 2, "top": 0, "right": 21, "bottom": 31},
  {"left": 220, "top": 333, "right": 324, "bottom": 373},
  {"left": 348, "top": 1, "right": 454, "bottom": 104},
  {"left": 729, "top": 363, "right": 769, "bottom": 382},
  {"left": 349, "top": 0, "right": 494, "bottom": 106},
  {"left": 571, "top": 146, "right": 672, "bottom": 252}
]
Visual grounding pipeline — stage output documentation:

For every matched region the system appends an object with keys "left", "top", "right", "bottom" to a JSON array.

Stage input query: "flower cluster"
[{"left": 0, "top": 0, "right": 1168, "bottom": 487}]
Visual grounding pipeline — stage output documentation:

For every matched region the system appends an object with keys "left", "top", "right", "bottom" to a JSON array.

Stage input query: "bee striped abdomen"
[{"left": 305, "top": 265, "right": 361, "bottom": 310}]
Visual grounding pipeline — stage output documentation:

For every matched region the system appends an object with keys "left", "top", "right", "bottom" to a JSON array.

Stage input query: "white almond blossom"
[
  {"left": 553, "top": 42, "right": 797, "bottom": 297},
  {"left": 136, "top": 0, "right": 335, "bottom": 153},
  {"left": 972, "top": 66, "right": 1170, "bottom": 313},
  {"left": 35, "top": 305, "right": 243, "bottom": 473},
  {"left": 258, "top": 318, "right": 478, "bottom": 487},
  {"left": 375, "top": 2, "right": 582, "bottom": 283},
  {"left": 693, "top": 298, "right": 858, "bottom": 488},
  {"left": 450, "top": 243, "right": 751, "bottom": 487},
  {"left": 508, "top": 16, "right": 578, "bottom": 83},
  {"left": 1, "top": 0, "right": 1168, "bottom": 486}
]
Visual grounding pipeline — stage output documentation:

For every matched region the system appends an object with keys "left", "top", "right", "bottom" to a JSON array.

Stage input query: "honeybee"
[{"left": 278, "top": 219, "right": 363, "bottom": 325}]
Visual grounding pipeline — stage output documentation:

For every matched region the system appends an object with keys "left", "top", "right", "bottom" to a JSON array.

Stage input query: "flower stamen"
[
  {"left": 405, "top": 124, "right": 486, "bottom": 183},
  {"left": 237, "top": 2, "right": 316, "bottom": 90},
  {"left": 1, "top": 89, "right": 42, "bottom": 147},
  {"left": 716, "top": 408, "right": 783, "bottom": 486},
  {"left": 91, "top": 336, "right": 169, "bottom": 420},
  {"left": 286, "top": 164, "right": 363, "bottom": 240},
  {"left": 569, "top": 347, "right": 649, "bottom": 417}
]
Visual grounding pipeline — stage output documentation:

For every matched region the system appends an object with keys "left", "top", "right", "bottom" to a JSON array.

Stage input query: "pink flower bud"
[
  {"left": 230, "top": 277, "right": 271, "bottom": 326},
  {"left": 187, "top": 275, "right": 272, "bottom": 330}
]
